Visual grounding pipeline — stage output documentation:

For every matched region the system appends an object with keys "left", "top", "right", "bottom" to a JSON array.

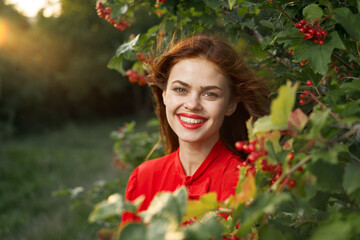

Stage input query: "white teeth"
[{"left": 178, "top": 115, "right": 206, "bottom": 124}]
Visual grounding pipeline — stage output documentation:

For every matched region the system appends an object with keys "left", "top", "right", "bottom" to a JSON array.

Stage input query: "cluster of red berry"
[
  {"left": 137, "top": 52, "right": 147, "bottom": 62},
  {"left": 299, "top": 80, "right": 312, "bottom": 105},
  {"left": 295, "top": 19, "right": 327, "bottom": 45},
  {"left": 260, "top": 155, "right": 299, "bottom": 189},
  {"left": 235, "top": 138, "right": 301, "bottom": 189},
  {"left": 158, "top": 0, "right": 166, "bottom": 2},
  {"left": 96, "top": 2, "right": 130, "bottom": 31},
  {"left": 329, "top": 60, "right": 354, "bottom": 80},
  {"left": 125, "top": 69, "right": 147, "bottom": 86}
]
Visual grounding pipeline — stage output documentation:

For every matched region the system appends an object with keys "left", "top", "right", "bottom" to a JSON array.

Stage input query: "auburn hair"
[{"left": 147, "top": 35, "right": 270, "bottom": 155}]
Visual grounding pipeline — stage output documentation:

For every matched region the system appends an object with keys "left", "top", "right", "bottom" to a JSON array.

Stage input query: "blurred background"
[{"left": 0, "top": 0, "right": 158, "bottom": 239}]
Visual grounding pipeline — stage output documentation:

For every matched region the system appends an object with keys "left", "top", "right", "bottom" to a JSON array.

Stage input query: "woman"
[{"left": 122, "top": 35, "right": 269, "bottom": 224}]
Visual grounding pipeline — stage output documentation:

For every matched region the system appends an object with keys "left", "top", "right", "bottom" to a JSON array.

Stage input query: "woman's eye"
[
  {"left": 203, "top": 92, "right": 218, "bottom": 98},
  {"left": 173, "top": 88, "right": 186, "bottom": 93}
]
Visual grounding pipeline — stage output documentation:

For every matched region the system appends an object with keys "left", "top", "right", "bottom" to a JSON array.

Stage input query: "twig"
[
  {"left": 332, "top": 52, "right": 353, "bottom": 71},
  {"left": 308, "top": 91, "right": 341, "bottom": 121},
  {"left": 271, "top": 0, "right": 296, "bottom": 25},
  {"left": 144, "top": 137, "right": 161, "bottom": 161},
  {"left": 269, "top": 155, "right": 311, "bottom": 192}
]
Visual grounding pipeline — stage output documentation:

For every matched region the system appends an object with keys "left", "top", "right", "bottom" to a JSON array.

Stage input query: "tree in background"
[{"left": 0, "top": 0, "right": 158, "bottom": 137}]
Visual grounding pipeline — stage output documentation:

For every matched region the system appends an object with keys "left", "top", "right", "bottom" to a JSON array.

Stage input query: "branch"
[
  {"left": 308, "top": 91, "right": 342, "bottom": 121},
  {"left": 271, "top": 0, "right": 296, "bottom": 25},
  {"left": 332, "top": 52, "right": 353, "bottom": 71}
]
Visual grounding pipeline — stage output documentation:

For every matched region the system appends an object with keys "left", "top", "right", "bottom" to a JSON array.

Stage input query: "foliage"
[
  {"left": 87, "top": 0, "right": 360, "bottom": 239},
  {"left": 110, "top": 119, "right": 164, "bottom": 169},
  {"left": 0, "top": 0, "right": 158, "bottom": 137}
]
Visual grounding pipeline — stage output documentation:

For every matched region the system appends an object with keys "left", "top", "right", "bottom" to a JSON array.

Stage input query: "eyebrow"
[{"left": 170, "top": 80, "right": 223, "bottom": 91}]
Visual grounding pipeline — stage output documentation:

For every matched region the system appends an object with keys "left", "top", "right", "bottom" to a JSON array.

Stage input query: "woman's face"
[{"left": 162, "top": 58, "right": 237, "bottom": 146}]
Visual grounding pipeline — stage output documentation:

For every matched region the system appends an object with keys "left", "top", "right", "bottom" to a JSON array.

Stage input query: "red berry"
[
  {"left": 241, "top": 161, "right": 249, "bottom": 167},
  {"left": 247, "top": 153, "right": 258, "bottom": 163},
  {"left": 321, "top": 30, "right": 327, "bottom": 37},
  {"left": 307, "top": 28, "right": 315, "bottom": 36},
  {"left": 235, "top": 141, "right": 244, "bottom": 151},
  {"left": 288, "top": 50, "right": 294, "bottom": 55},
  {"left": 315, "top": 29, "right": 322, "bottom": 38},
  {"left": 300, "top": 93, "right": 305, "bottom": 99},
  {"left": 299, "top": 99, "right": 306, "bottom": 105},
  {"left": 304, "top": 90, "right": 309, "bottom": 96},
  {"left": 267, "top": 165, "right": 275, "bottom": 172},
  {"left": 300, "top": 19, "right": 306, "bottom": 26},
  {"left": 104, "top": 7, "right": 111, "bottom": 15},
  {"left": 295, "top": 22, "right": 302, "bottom": 29},
  {"left": 246, "top": 144, "right": 255, "bottom": 153},
  {"left": 313, "top": 38, "right": 319, "bottom": 44},
  {"left": 299, "top": 28, "right": 305, "bottom": 33},
  {"left": 303, "top": 33, "right": 312, "bottom": 40},
  {"left": 246, "top": 167, "right": 256, "bottom": 176},
  {"left": 297, "top": 166, "right": 304, "bottom": 172},
  {"left": 288, "top": 179, "right": 296, "bottom": 188},
  {"left": 306, "top": 80, "right": 313, "bottom": 86},
  {"left": 318, "top": 39, "right": 324, "bottom": 45},
  {"left": 287, "top": 152, "right": 295, "bottom": 161}
]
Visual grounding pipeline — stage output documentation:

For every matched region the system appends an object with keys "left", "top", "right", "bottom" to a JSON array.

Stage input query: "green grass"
[{"left": 0, "top": 118, "right": 136, "bottom": 240}]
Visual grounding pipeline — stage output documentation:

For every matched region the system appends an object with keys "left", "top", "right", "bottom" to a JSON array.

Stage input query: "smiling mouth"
[{"left": 178, "top": 115, "right": 206, "bottom": 124}]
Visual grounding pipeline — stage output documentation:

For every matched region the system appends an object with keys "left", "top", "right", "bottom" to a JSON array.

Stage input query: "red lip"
[{"left": 176, "top": 113, "right": 208, "bottom": 130}]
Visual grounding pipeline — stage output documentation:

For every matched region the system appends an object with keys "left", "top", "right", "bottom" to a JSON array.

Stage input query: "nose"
[{"left": 184, "top": 94, "right": 203, "bottom": 111}]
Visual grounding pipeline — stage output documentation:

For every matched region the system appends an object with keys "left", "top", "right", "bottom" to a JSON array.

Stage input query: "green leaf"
[
  {"left": 259, "top": 224, "right": 287, "bottom": 240},
  {"left": 293, "top": 31, "right": 345, "bottom": 75},
  {"left": 228, "top": 0, "right": 236, "bottom": 10},
  {"left": 340, "top": 80, "right": 360, "bottom": 99},
  {"left": 116, "top": 4, "right": 128, "bottom": 15},
  {"left": 260, "top": 20, "right": 275, "bottom": 31},
  {"left": 309, "top": 191, "right": 330, "bottom": 211},
  {"left": 252, "top": 82, "right": 298, "bottom": 135},
  {"left": 119, "top": 223, "right": 146, "bottom": 240},
  {"left": 343, "top": 162, "right": 360, "bottom": 195},
  {"left": 228, "top": 172, "right": 256, "bottom": 207},
  {"left": 310, "top": 144, "right": 347, "bottom": 164},
  {"left": 185, "top": 192, "right": 219, "bottom": 220},
  {"left": 303, "top": 4, "right": 324, "bottom": 20},
  {"left": 146, "top": 216, "right": 177, "bottom": 240},
  {"left": 184, "top": 214, "right": 223, "bottom": 240},
  {"left": 252, "top": 116, "right": 278, "bottom": 134},
  {"left": 141, "top": 187, "right": 187, "bottom": 224},
  {"left": 309, "top": 220, "right": 352, "bottom": 240},
  {"left": 333, "top": 8, "right": 360, "bottom": 41},
  {"left": 88, "top": 193, "right": 143, "bottom": 223},
  {"left": 308, "top": 160, "right": 344, "bottom": 193},
  {"left": 271, "top": 81, "right": 298, "bottom": 128},
  {"left": 115, "top": 34, "right": 140, "bottom": 57},
  {"left": 307, "top": 110, "right": 330, "bottom": 139},
  {"left": 107, "top": 55, "right": 125, "bottom": 75},
  {"left": 236, "top": 192, "right": 291, "bottom": 237}
]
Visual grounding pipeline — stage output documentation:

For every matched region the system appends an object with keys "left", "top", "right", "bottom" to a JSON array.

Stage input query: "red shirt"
[{"left": 122, "top": 140, "right": 242, "bottom": 223}]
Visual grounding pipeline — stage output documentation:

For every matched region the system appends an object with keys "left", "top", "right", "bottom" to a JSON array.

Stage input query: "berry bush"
[{"left": 88, "top": 1, "right": 360, "bottom": 239}]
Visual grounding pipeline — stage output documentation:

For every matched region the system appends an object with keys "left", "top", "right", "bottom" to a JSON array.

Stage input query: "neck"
[{"left": 178, "top": 137, "right": 219, "bottom": 176}]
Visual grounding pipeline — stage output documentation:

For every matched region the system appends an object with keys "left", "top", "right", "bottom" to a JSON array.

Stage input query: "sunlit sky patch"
[{"left": 5, "top": 0, "right": 61, "bottom": 18}]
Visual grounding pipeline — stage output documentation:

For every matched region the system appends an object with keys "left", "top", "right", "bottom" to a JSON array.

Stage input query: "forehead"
[{"left": 168, "top": 58, "right": 228, "bottom": 86}]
